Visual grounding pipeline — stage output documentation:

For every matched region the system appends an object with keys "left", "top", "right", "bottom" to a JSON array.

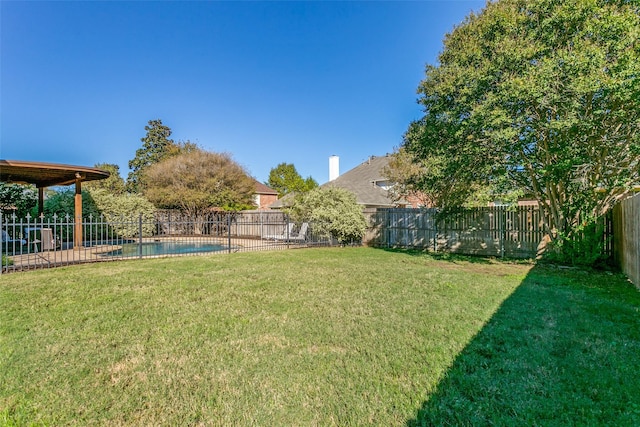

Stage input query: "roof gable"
[
  {"left": 269, "top": 155, "right": 410, "bottom": 209},
  {"left": 322, "top": 155, "right": 405, "bottom": 207},
  {"left": 254, "top": 180, "right": 278, "bottom": 195}
]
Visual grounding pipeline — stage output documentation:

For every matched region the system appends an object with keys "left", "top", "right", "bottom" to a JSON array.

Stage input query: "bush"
[
  {"left": 88, "top": 189, "right": 156, "bottom": 238},
  {"left": 39, "top": 188, "right": 102, "bottom": 220},
  {"left": 288, "top": 187, "right": 367, "bottom": 244},
  {"left": 1, "top": 254, "right": 13, "bottom": 267},
  {"left": 38, "top": 188, "right": 156, "bottom": 239},
  {"left": 543, "top": 218, "right": 612, "bottom": 268}
]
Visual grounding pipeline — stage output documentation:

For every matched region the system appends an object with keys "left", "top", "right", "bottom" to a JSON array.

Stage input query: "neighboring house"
[
  {"left": 270, "top": 154, "right": 420, "bottom": 209},
  {"left": 324, "top": 155, "right": 414, "bottom": 208},
  {"left": 489, "top": 198, "right": 539, "bottom": 207},
  {"left": 254, "top": 181, "right": 279, "bottom": 210}
]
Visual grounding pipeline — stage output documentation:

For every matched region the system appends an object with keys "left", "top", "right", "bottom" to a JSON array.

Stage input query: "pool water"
[{"left": 103, "top": 241, "right": 229, "bottom": 257}]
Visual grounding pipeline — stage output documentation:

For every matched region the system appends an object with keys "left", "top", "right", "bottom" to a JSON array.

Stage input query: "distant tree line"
[{"left": 0, "top": 118, "right": 366, "bottom": 242}]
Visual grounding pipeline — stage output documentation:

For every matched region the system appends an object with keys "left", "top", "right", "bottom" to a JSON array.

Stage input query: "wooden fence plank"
[
  {"left": 613, "top": 194, "right": 640, "bottom": 288},
  {"left": 369, "top": 207, "right": 549, "bottom": 259}
]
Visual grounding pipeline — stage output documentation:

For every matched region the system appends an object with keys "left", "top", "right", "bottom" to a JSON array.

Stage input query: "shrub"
[
  {"left": 543, "top": 217, "right": 612, "bottom": 268},
  {"left": 88, "top": 189, "right": 156, "bottom": 238},
  {"left": 39, "top": 188, "right": 156, "bottom": 239},
  {"left": 288, "top": 187, "right": 367, "bottom": 244},
  {"left": 39, "top": 188, "right": 102, "bottom": 220},
  {"left": 1, "top": 254, "right": 13, "bottom": 267}
]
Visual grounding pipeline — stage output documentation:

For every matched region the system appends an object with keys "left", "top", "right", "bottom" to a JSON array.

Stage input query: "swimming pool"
[{"left": 102, "top": 241, "right": 230, "bottom": 257}]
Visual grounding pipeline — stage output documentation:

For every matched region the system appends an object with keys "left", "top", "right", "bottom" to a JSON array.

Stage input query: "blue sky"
[{"left": 1, "top": 1, "right": 484, "bottom": 185}]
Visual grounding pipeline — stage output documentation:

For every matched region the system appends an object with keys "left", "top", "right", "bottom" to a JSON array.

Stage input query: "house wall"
[
  {"left": 255, "top": 194, "right": 279, "bottom": 209},
  {"left": 403, "top": 194, "right": 426, "bottom": 208}
]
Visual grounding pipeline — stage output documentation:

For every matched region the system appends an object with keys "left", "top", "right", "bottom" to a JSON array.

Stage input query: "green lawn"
[{"left": 1, "top": 247, "right": 638, "bottom": 426}]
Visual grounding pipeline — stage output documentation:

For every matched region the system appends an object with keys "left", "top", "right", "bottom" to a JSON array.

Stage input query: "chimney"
[{"left": 329, "top": 155, "right": 339, "bottom": 181}]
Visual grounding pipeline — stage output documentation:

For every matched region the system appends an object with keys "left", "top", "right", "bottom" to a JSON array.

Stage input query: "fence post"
[
  {"left": 138, "top": 214, "right": 143, "bottom": 259},
  {"left": 260, "top": 210, "right": 264, "bottom": 241},
  {"left": 227, "top": 213, "right": 232, "bottom": 253},
  {"left": 386, "top": 209, "right": 391, "bottom": 248},
  {"left": 433, "top": 210, "right": 438, "bottom": 253},
  {"left": 500, "top": 207, "right": 506, "bottom": 258},
  {"left": 285, "top": 213, "right": 291, "bottom": 249},
  {"left": 0, "top": 211, "right": 3, "bottom": 275}
]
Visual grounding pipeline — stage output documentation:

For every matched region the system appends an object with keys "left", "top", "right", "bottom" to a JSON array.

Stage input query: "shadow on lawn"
[
  {"left": 380, "top": 247, "right": 497, "bottom": 264},
  {"left": 407, "top": 264, "right": 640, "bottom": 426}
]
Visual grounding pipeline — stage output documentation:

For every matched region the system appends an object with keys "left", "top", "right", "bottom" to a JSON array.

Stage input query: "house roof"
[
  {"left": 268, "top": 192, "right": 293, "bottom": 208},
  {"left": 254, "top": 180, "right": 278, "bottom": 195},
  {"left": 324, "top": 155, "right": 402, "bottom": 207},
  {"left": 269, "top": 154, "right": 406, "bottom": 209}
]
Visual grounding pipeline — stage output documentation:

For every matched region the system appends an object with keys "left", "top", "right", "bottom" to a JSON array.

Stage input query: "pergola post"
[
  {"left": 0, "top": 161, "right": 110, "bottom": 251},
  {"left": 74, "top": 175, "right": 83, "bottom": 249},
  {"left": 38, "top": 187, "right": 44, "bottom": 217}
]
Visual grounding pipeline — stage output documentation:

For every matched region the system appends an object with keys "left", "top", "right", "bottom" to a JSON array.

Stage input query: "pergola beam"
[{"left": 0, "top": 160, "right": 110, "bottom": 250}]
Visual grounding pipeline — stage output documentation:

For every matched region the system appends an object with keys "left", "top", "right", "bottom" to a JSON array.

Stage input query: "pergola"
[{"left": 0, "top": 159, "right": 110, "bottom": 249}]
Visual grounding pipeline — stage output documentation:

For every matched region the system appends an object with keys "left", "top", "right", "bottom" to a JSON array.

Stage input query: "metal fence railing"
[{"left": 1, "top": 210, "right": 332, "bottom": 273}]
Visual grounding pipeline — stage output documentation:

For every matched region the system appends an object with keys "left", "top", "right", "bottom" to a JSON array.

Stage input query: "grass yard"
[{"left": 1, "top": 247, "right": 639, "bottom": 426}]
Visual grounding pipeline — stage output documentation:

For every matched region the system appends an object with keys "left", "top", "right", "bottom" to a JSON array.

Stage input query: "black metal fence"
[{"left": 1, "top": 210, "right": 331, "bottom": 273}]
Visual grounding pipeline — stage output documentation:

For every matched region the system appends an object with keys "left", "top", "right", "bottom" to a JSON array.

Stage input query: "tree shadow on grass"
[
  {"left": 379, "top": 247, "right": 532, "bottom": 265},
  {"left": 380, "top": 247, "right": 493, "bottom": 264},
  {"left": 407, "top": 265, "right": 640, "bottom": 426}
]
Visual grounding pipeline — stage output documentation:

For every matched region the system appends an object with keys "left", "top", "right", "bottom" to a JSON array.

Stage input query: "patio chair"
[
  {"left": 1, "top": 229, "right": 27, "bottom": 254},
  {"left": 286, "top": 222, "right": 309, "bottom": 243},
  {"left": 264, "top": 222, "right": 295, "bottom": 240},
  {"left": 271, "top": 222, "right": 309, "bottom": 243},
  {"left": 23, "top": 227, "right": 60, "bottom": 251}
]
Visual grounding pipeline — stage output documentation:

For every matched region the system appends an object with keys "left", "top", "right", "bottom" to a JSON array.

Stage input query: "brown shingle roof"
[
  {"left": 254, "top": 180, "right": 278, "bottom": 195},
  {"left": 323, "top": 155, "right": 402, "bottom": 207},
  {"left": 269, "top": 155, "right": 407, "bottom": 209}
]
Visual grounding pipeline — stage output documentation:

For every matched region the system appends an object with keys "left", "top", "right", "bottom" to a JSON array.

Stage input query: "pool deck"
[{"left": 4, "top": 236, "right": 313, "bottom": 271}]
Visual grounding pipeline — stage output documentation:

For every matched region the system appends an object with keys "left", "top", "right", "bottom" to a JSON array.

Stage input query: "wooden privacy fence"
[
  {"left": 613, "top": 194, "right": 640, "bottom": 288},
  {"left": 365, "top": 207, "right": 548, "bottom": 259}
]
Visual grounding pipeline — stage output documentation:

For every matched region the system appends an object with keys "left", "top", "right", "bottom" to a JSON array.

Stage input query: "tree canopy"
[
  {"left": 84, "top": 163, "right": 126, "bottom": 195},
  {"left": 127, "top": 119, "right": 198, "bottom": 193},
  {"left": 0, "top": 183, "right": 37, "bottom": 218},
  {"left": 143, "top": 149, "right": 256, "bottom": 218},
  {"left": 395, "top": 0, "right": 640, "bottom": 236},
  {"left": 267, "top": 163, "right": 318, "bottom": 197}
]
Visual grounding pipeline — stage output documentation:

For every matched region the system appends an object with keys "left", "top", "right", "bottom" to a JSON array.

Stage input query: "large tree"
[
  {"left": 143, "top": 149, "right": 256, "bottom": 230},
  {"left": 127, "top": 119, "right": 197, "bottom": 193},
  {"left": 267, "top": 163, "right": 318, "bottom": 197},
  {"left": 84, "top": 163, "right": 126, "bottom": 195},
  {"left": 397, "top": 0, "right": 640, "bottom": 237}
]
